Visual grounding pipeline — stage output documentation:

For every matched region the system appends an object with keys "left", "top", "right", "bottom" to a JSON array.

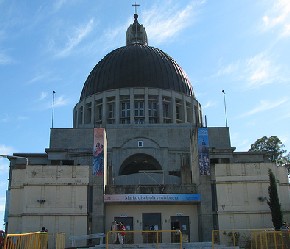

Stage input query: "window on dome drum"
[
  {"left": 85, "top": 102, "right": 92, "bottom": 124},
  {"left": 148, "top": 95, "right": 158, "bottom": 124},
  {"left": 95, "top": 99, "right": 102, "bottom": 124},
  {"left": 186, "top": 102, "right": 193, "bottom": 123},
  {"left": 175, "top": 99, "right": 182, "bottom": 123},
  {"left": 107, "top": 97, "right": 115, "bottom": 124},
  {"left": 134, "top": 95, "right": 145, "bottom": 124},
  {"left": 162, "top": 97, "right": 172, "bottom": 123},
  {"left": 198, "top": 109, "right": 202, "bottom": 125},
  {"left": 120, "top": 96, "right": 130, "bottom": 124},
  {"left": 78, "top": 106, "right": 83, "bottom": 125},
  {"left": 194, "top": 106, "right": 198, "bottom": 125}
]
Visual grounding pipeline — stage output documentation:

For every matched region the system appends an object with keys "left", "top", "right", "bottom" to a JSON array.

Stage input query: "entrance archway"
[{"left": 119, "top": 153, "right": 162, "bottom": 175}]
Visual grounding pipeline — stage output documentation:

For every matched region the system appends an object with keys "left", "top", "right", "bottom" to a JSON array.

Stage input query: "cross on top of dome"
[{"left": 132, "top": 2, "right": 140, "bottom": 15}]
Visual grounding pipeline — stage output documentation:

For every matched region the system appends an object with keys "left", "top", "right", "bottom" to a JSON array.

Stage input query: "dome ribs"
[
  {"left": 80, "top": 45, "right": 193, "bottom": 99},
  {"left": 146, "top": 46, "right": 158, "bottom": 86}
]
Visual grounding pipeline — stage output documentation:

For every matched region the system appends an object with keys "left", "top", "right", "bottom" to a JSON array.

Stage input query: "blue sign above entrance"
[{"left": 104, "top": 194, "right": 201, "bottom": 203}]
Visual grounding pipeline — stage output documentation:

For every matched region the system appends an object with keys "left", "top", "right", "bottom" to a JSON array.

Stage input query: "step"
[{"left": 76, "top": 242, "right": 239, "bottom": 249}]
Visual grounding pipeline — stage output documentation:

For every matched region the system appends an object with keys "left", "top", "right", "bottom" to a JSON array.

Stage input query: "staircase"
[{"left": 75, "top": 242, "right": 240, "bottom": 249}]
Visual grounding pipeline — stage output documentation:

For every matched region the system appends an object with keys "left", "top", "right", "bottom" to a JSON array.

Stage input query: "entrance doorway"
[
  {"left": 142, "top": 213, "right": 162, "bottom": 243},
  {"left": 171, "top": 216, "right": 190, "bottom": 242},
  {"left": 114, "top": 216, "right": 133, "bottom": 244}
]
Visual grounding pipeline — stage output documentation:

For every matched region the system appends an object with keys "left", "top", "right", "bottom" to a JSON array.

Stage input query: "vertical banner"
[
  {"left": 93, "top": 128, "right": 105, "bottom": 176},
  {"left": 198, "top": 128, "right": 210, "bottom": 175}
]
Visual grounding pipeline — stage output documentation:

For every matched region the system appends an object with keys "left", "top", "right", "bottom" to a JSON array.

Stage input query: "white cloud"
[
  {"left": 215, "top": 53, "right": 281, "bottom": 89},
  {"left": 0, "top": 51, "right": 14, "bottom": 65},
  {"left": 216, "top": 62, "right": 240, "bottom": 77},
  {"left": 262, "top": 0, "right": 290, "bottom": 37},
  {"left": 280, "top": 135, "right": 289, "bottom": 148},
  {"left": 143, "top": 1, "right": 205, "bottom": 45},
  {"left": 0, "top": 145, "right": 14, "bottom": 173},
  {"left": 0, "top": 202, "right": 5, "bottom": 212},
  {"left": 39, "top": 92, "right": 48, "bottom": 101},
  {"left": 95, "top": 1, "right": 205, "bottom": 52},
  {"left": 0, "top": 144, "right": 14, "bottom": 155},
  {"left": 281, "top": 23, "right": 290, "bottom": 36},
  {"left": 53, "top": 0, "right": 67, "bottom": 12},
  {"left": 245, "top": 53, "right": 278, "bottom": 88},
  {"left": 100, "top": 22, "right": 128, "bottom": 51},
  {"left": 28, "top": 73, "right": 48, "bottom": 84},
  {"left": 46, "top": 95, "right": 69, "bottom": 109},
  {"left": 282, "top": 111, "right": 290, "bottom": 119},
  {"left": 27, "top": 70, "right": 61, "bottom": 85},
  {"left": 231, "top": 133, "right": 251, "bottom": 152},
  {"left": 31, "top": 93, "right": 69, "bottom": 111},
  {"left": 0, "top": 161, "right": 9, "bottom": 173},
  {"left": 17, "top": 116, "right": 28, "bottom": 121},
  {"left": 54, "top": 18, "right": 94, "bottom": 58},
  {"left": 202, "top": 100, "right": 216, "bottom": 109},
  {"left": 239, "top": 98, "right": 288, "bottom": 118},
  {"left": 0, "top": 114, "right": 9, "bottom": 123},
  {"left": 54, "top": 95, "right": 69, "bottom": 107}
]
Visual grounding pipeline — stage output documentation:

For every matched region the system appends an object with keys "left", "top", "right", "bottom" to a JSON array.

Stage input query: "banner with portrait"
[{"left": 93, "top": 128, "right": 105, "bottom": 176}]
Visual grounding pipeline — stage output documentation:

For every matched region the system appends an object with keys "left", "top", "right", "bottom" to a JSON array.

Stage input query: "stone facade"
[{"left": 4, "top": 12, "right": 290, "bottom": 249}]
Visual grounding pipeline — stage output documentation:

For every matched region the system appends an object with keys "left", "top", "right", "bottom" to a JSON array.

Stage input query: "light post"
[{"left": 222, "top": 90, "right": 228, "bottom": 127}]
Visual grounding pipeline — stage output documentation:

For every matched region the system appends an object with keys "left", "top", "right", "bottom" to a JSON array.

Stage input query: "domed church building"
[{"left": 4, "top": 11, "right": 290, "bottom": 247}]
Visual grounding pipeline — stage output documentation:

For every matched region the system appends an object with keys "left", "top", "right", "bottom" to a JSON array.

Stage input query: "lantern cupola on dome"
[{"left": 126, "top": 13, "right": 148, "bottom": 45}]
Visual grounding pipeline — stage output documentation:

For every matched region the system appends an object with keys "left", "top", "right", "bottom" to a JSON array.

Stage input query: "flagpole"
[
  {"left": 222, "top": 90, "right": 228, "bottom": 127},
  {"left": 52, "top": 91, "right": 55, "bottom": 128}
]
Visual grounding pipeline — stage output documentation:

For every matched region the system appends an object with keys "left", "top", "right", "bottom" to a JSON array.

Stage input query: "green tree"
[
  {"left": 249, "top": 136, "right": 289, "bottom": 167},
  {"left": 267, "top": 169, "right": 283, "bottom": 230}
]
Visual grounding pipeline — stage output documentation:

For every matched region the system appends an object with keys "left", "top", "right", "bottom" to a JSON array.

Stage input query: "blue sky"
[{"left": 0, "top": 0, "right": 290, "bottom": 229}]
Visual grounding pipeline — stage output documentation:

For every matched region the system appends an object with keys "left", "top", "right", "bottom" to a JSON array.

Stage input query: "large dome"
[{"left": 80, "top": 44, "right": 193, "bottom": 101}]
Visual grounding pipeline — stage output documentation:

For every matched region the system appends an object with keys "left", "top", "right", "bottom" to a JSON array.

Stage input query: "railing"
[
  {"left": 69, "top": 233, "right": 105, "bottom": 248},
  {"left": 3, "top": 232, "right": 65, "bottom": 249},
  {"left": 212, "top": 229, "right": 290, "bottom": 249},
  {"left": 4, "top": 232, "right": 48, "bottom": 249},
  {"left": 106, "top": 230, "right": 183, "bottom": 249}
]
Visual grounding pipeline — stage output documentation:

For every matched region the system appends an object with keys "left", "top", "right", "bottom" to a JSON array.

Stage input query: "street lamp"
[{"left": 222, "top": 90, "right": 228, "bottom": 127}]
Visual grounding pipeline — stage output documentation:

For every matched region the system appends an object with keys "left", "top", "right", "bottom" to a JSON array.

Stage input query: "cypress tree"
[{"left": 267, "top": 169, "right": 283, "bottom": 230}]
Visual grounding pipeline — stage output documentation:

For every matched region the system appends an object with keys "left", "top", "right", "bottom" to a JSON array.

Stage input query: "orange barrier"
[
  {"left": 4, "top": 232, "right": 48, "bottom": 249},
  {"left": 3, "top": 232, "right": 65, "bottom": 249},
  {"left": 55, "top": 233, "right": 65, "bottom": 249},
  {"left": 212, "top": 229, "right": 290, "bottom": 249}
]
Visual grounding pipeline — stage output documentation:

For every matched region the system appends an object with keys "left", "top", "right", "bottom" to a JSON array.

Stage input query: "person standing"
[
  {"left": 118, "top": 222, "right": 126, "bottom": 244},
  {"left": 111, "top": 221, "right": 118, "bottom": 244}
]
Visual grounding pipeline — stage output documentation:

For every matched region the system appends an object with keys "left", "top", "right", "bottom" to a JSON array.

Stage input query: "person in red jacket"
[{"left": 118, "top": 222, "right": 126, "bottom": 244}]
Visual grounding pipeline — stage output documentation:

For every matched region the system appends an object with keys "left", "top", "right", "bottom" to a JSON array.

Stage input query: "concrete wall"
[
  {"left": 106, "top": 124, "right": 192, "bottom": 180},
  {"left": 215, "top": 162, "right": 290, "bottom": 230},
  {"left": 8, "top": 165, "right": 89, "bottom": 247}
]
